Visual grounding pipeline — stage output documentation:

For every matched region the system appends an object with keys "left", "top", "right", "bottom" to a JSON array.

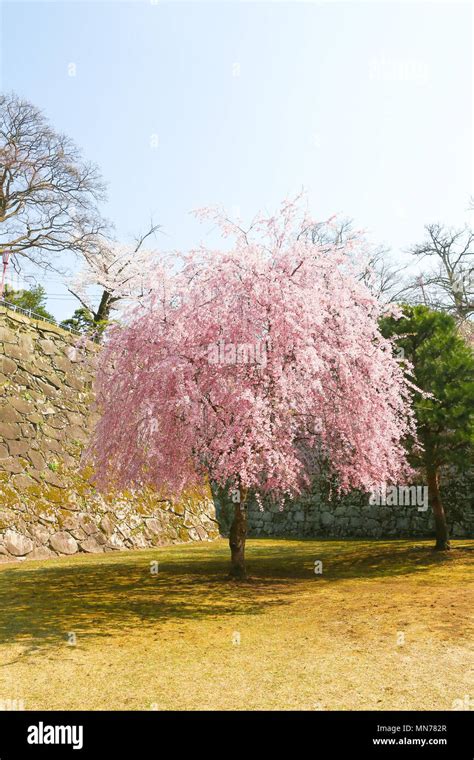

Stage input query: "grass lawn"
[{"left": 0, "top": 538, "right": 472, "bottom": 711}]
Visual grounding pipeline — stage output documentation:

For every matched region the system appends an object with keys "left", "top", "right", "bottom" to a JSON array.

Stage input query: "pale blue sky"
[{"left": 1, "top": 0, "right": 473, "bottom": 320}]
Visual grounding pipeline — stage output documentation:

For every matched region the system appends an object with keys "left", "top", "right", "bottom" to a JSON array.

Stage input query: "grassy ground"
[{"left": 0, "top": 538, "right": 472, "bottom": 711}]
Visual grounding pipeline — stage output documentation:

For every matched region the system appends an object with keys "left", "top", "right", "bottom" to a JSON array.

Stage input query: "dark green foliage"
[
  {"left": 60, "top": 307, "right": 107, "bottom": 339},
  {"left": 60, "top": 307, "right": 94, "bottom": 334},
  {"left": 3, "top": 284, "right": 56, "bottom": 323},
  {"left": 381, "top": 305, "right": 473, "bottom": 548},
  {"left": 380, "top": 305, "right": 473, "bottom": 472}
]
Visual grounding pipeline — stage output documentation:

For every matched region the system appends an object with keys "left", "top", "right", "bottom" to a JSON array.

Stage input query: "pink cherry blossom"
[{"left": 88, "top": 197, "right": 417, "bottom": 507}]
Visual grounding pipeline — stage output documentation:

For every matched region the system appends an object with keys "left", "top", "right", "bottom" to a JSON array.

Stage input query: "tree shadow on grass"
[
  {"left": 0, "top": 553, "right": 289, "bottom": 650},
  {"left": 0, "top": 538, "right": 471, "bottom": 651},
  {"left": 245, "top": 537, "right": 473, "bottom": 581}
]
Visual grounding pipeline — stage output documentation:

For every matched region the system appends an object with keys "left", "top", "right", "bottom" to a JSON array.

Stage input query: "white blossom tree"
[{"left": 65, "top": 223, "right": 161, "bottom": 338}]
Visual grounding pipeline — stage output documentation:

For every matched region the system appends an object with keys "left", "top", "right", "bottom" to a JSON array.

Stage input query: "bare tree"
[
  {"left": 356, "top": 245, "right": 410, "bottom": 303},
  {"left": 0, "top": 92, "right": 107, "bottom": 273},
  {"left": 309, "top": 217, "right": 408, "bottom": 302},
  {"left": 404, "top": 224, "right": 474, "bottom": 322}
]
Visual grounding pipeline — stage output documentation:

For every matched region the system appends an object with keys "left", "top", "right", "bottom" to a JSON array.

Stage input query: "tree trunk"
[
  {"left": 229, "top": 501, "right": 247, "bottom": 579},
  {"left": 92, "top": 289, "right": 113, "bottom": 343},
  {"left": 427, "top": 466, "right": 450, "bottom": 551},
  {"left": 95, "top": 289, "right": 112, "bottom": 324}
]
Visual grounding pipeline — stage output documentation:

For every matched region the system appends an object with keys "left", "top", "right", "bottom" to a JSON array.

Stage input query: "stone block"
[
  {"left": 0, "top": 457, "right": 23, "bottom": 474},
  {"left": 38, "top": 340, "right": 58, "bottom": 356},
  {"left": 29, "top": 547, "right": 55, "bottom": 560},
  {"left": 28, "top": 524, "right": 51, "bottom": 544},
  {"left": 0, "top": 326, "right": 17, "bottom": 344},
  {"left": 18, "top": 334, "right": 34, "bottom": 353},
  {"left": 76, "top": 515, "right": 98, "bottom": 535},
  {"left": 0, "top": 357, "right": 18, "bottom": 376},
  {"left": 8, "top": 440, "right": 30, "bottom": 457},
  {"left": 3, "top": 530, "right": 34, "bottom": 556},
  {"left": 145, "top": 518, "right": 161, "bottom": 535},
  {"left": 50, "top": 532, "right": 78, "bottom": 555},
  {"left": 0, "top": 405, "right": 21, "bottom": 423},
  {"left": 106, "top": 534, "right": 126, "bottom": 550},
  {"left": 99, "top": 515, "right": 115, "bottom": 536},
  {"left": 321, "top": 511, "right": 335, "bottom": 527},
  {"left": 11, "top": 473, "right": 35, "bottom": 490},
  {"left": 28, "top": 450, "right": 45, "bottom": 470},
  {"left": 36, "top": 381, "right": 57, "bottom": 399},
  {"left": 80, "top": 537, "right": 104, "bottom": 553},
  {"left": 0, "top": 422, "right": 20, "bottom": 440},
  {"left": 9, "top": 398, "right": 32, "bottom": 415}
]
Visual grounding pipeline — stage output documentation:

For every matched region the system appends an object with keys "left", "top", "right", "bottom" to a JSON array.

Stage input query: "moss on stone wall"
[{"left": 0, "top": 306, "right": 219, "bottom": 562}]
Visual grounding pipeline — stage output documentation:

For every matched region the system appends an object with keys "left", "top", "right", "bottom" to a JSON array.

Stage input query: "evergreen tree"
[
  {"left": 381, "top": 305, "right": 474, "bottom": 550},
  {"left": 3, "top": 284, "right": 55, "bottom": 323}
]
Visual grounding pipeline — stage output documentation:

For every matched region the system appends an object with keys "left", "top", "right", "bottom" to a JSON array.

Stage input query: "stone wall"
[
  {"left": 215, "top": 483, "right": 473, "bottom": 540},
  {"left": 0, "top": 305, "right": 219, "bottom": 563},
  {"left": 247, "top": 478, "right": 473, "bottom": 539}
]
